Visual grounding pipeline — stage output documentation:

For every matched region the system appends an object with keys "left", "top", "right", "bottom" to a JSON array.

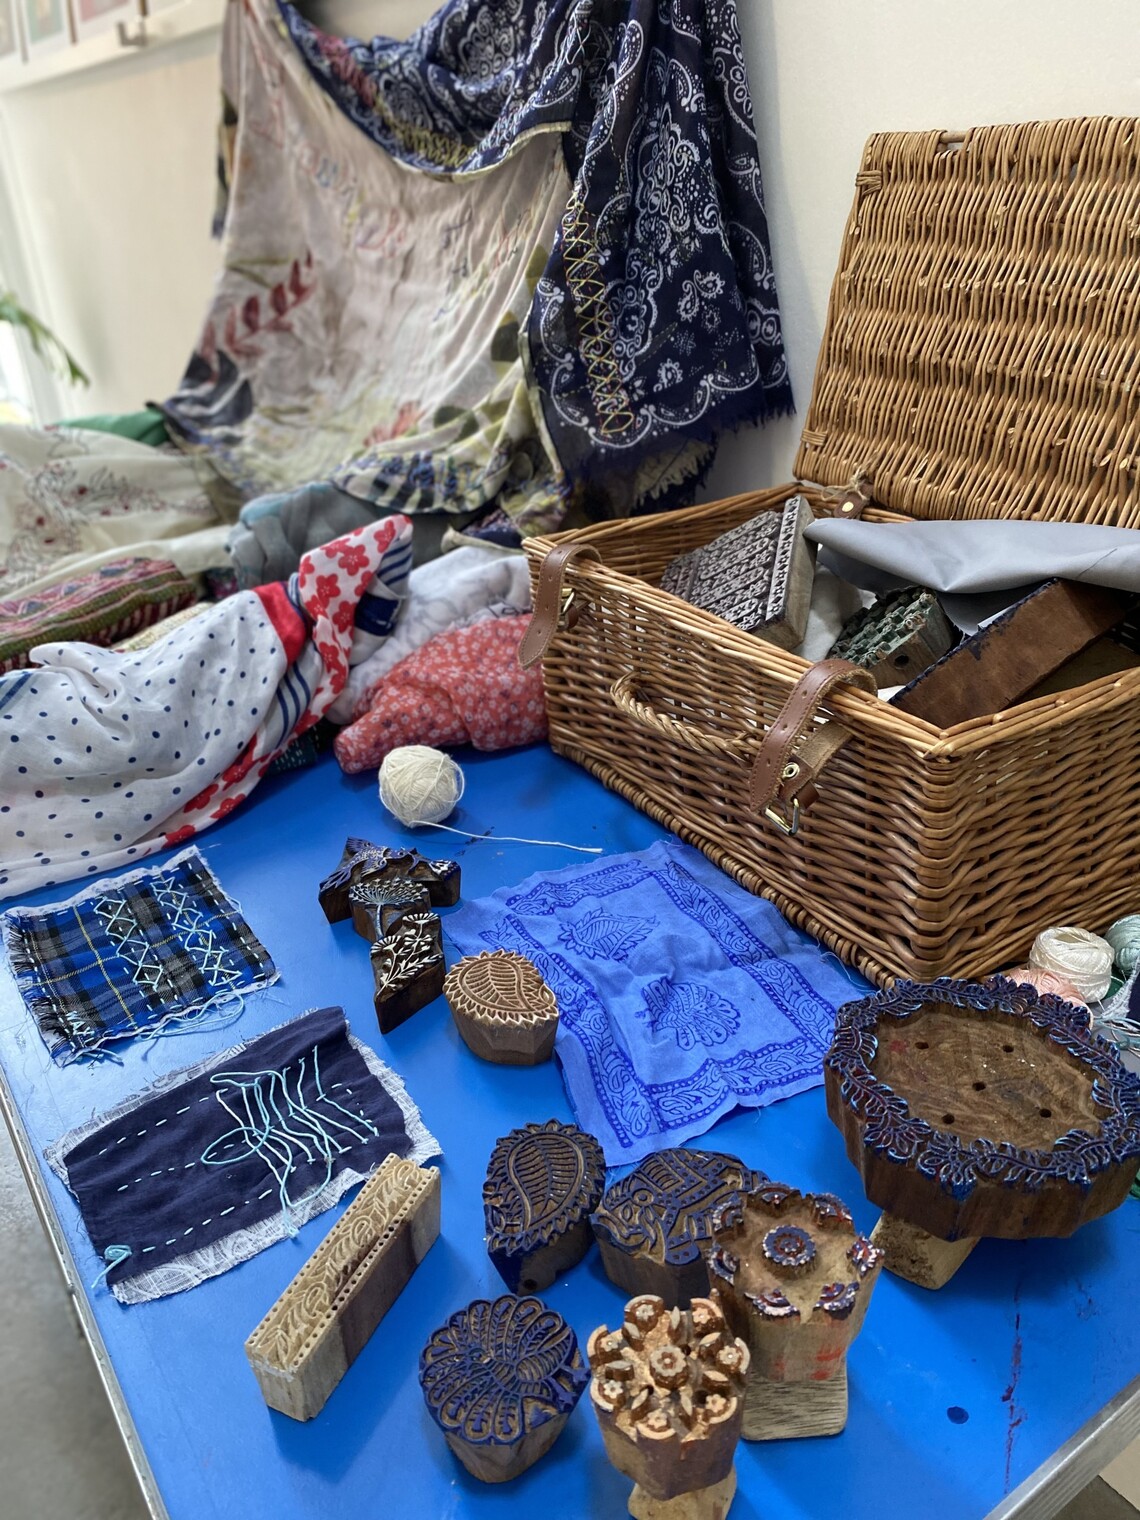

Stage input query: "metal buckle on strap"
[
  {"left": 763, "top": 762, "right": 803, "bottom": 837},
  {"left": 558, "top": 589, "right": 578, "bottom": 630}
]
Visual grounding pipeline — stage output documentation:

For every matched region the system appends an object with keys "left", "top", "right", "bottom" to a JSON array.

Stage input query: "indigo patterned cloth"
[
  {"left": 164, "top": 0, "right": 791, "bottom": 577},
  {"left": 447, "top": 840, "right": 871, "bottom": 1164},
  {"left": 45, "top": 1006, "right": 440, "bottom": 1304},
  {"left": 3, "top": 847, "right": 276, "bottom": 1064}
]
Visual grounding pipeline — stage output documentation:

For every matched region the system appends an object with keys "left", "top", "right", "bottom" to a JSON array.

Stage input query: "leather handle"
[
  {"left": 518, "top": 542, "right": 602, "bottom": 669},
  {"left": 748, "top": 658, "right": 877, "bottom": 823}
]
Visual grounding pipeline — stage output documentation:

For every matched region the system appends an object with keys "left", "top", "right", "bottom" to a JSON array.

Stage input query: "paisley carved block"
[
  {"left": 483, "top": 1119, "right": 606, "bottom": 1293},
  {"left": 445, "top": 950, "right": 559, "bottom": 1065},
  {"left": 591, "top": 1148, "right": 764, "bottom": 1308},
  {"left": 588, "top": 1293, "right": 748, "bottom": 1509},
  {"left": 318, "top": 837, "right": 460, "bottom": 924},
  {"left": 370, "top": 911, "right": 445, "bottom": 1034},
  {"left": 419, "top": 1294, "right": 588, "bottom": 1483},
  {"left": 706, "top": 1180, "right": 882, "bottom": 1439},
  {"left": 244, "top": 1157, "right": 441, "bottom": 1421}
]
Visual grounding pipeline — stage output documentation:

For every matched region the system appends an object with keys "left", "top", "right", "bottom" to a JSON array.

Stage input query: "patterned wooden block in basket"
[{"left": 523, "top": 118, "right": 1140, "bottom": 987}]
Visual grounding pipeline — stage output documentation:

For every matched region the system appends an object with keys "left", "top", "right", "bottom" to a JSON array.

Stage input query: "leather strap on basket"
[
  {"left": 749, "top": 658, "right": 877, "bottom": 832},
  {"left": 518, "top": 542, "right": 602, "bottom": 669}
]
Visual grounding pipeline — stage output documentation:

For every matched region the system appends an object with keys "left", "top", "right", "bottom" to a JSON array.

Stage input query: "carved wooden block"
[
  {"left": 318, "top": 837, "right": 460, "bottom": 924},
  {"left": 370, "top": 911, "right": 445, "bottom": 1034},
  {"left": 591, "top": 1149, "right": 763, "bottom": 1308},
  {"left": 825, "top": 976, "right": 1140, "bottom": 1287},
  {"left": 706, "top": 1181, "right": 882, "bottom": 1440},
  {"left": 659, "top": 495, "right": 816, "bottom": 650},
  {"left": 891, "top": 580, "right": 1133, "bottom": 727},
  {"left": 245, "top": 1157, "right": 441, "bottom": 1421},
  {"left": 445, "top": 950, "right": 560, "bottom": 1065},
  {"left": 828, "top": 586, "right": 956, "bottom": 688},
  {"left": 419, "top": 1294, "right": 588, "bottom": 1482},
  {"left": 588, "top": 1293, "right": 748, "bottom": 1519},
  {"left": 348, "top": 875, "right": 431, "bottom": 941},
  {"left": 484, "top": 1120, "right": 605, "bottom": 1293}
]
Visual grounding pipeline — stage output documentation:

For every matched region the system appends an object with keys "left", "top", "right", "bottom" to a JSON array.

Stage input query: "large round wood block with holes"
[{"left": 824, "top": 977, "right": 1140, "bottom": 1242}]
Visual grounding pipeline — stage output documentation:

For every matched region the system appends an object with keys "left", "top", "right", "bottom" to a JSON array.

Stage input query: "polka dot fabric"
[
  {"left": 0, "top": 517, "right": 412, "bottom": 901},
  {"left": 333, "top": 614, "right": 546, "bottom": 774}
]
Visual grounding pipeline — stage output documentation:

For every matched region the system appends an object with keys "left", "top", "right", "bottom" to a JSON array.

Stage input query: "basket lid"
[{"left": 794, "top": 118, "right": 1140, "bottom": 528}]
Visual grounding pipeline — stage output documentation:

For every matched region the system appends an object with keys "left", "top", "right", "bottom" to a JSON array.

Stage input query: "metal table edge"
[
  {"left": 986, "top": 1373, "right": 1140, "bottom": 1520},
  {"left": 0, "top": 1058, "right": 170, "bottom": 1520}
]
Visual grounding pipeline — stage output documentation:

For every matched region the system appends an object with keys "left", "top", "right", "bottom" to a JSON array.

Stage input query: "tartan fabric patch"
[
  {"left": 0, "top": 557, "right": 197, "bottom": 675},
  {"left": 3, "top": 847, "right": 277, "bottom": 1063}
]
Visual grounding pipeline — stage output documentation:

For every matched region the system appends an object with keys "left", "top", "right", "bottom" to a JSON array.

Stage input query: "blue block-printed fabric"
[{"left": 448, "top": 840, "right": 871, "bottom": 1165}]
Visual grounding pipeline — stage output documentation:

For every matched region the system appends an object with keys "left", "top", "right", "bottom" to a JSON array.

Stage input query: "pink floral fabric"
[{"left": 333, "top": 614, "right": 546, "bottom": 774}]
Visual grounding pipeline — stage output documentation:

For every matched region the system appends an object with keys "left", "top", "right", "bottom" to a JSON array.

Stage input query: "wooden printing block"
[
  {"left": 419, "top": 1294, "right": 588, "bottom": 1482},
  {"left": 588, "top": 1293, "right": 749, "bottom": 1520},
  {"left": 828, "top": 586, "right": 957, "bottom": 688},
  {"left": 483, "top": 1119, "right": 605, "bottom": 1293},
  {"left": 370, "top": 911, "right": 445, "bottom": 1034},
  {"left": 444, "top": 949, "right": 560, "bottom": 1065},
  {"left": 824, "top": 976, "right": 1140, "bottom": 1289},
  {"left": 244, "top": 1157, "right": 441, "bottom": 1421},
  {"left": 348, "top": 875, "right": 431, "bottom": 942},
  {"left": 591, "top": 1149, "right": 763, "bottom": 1308},
  {"left": 890, "top": 579, "right": 1134, "bottom": 727},
  {"left": 658, "top": 495, "right": 816, "bottom": 650},
  {"left": 705, "top": 1181, "right": 882, "bottom": 1440},
  {"left": 318, "top": 837, "right": 460, "bottom": 923}
]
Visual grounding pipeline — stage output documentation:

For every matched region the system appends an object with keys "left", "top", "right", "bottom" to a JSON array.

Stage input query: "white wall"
[{"left": 2, "top": 0, "right": 1139, "bottom": 470}]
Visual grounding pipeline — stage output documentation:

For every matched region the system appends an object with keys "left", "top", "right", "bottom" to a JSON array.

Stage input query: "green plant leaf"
[{"left": 0, "top": 291, "right": 89, "bottom": 387}]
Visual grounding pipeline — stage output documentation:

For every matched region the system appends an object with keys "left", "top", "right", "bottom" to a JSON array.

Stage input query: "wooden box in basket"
[{"left": 522, "top": 118, "right": 1140, "bottom": 987}]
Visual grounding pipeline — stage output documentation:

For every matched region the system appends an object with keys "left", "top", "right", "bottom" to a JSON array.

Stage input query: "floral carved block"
[
  {"left": 484, "top": 1119, "right": 605, "bottom": 1292},
  {"left": 419, "top": 1295, "right": 588, "bottom": 1483},
  {"left": 370, "top": 911, "right": 445, "bottom": 1034},
  {"left": 318, "top": 836, "right": 460, "bottom": 924}
]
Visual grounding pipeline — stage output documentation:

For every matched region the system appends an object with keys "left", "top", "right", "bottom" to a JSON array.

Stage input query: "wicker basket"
[{"left": 523, "top": 118, "right": 1140, "bottom": 987}]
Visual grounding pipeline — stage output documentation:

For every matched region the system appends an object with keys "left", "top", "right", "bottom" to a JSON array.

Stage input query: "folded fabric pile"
[
  {"left": 0, "top": 516, "right": 413, "bottom": 901},
  {"left": 163, "top": 0, "right": 791, "bottom": 580},
  {"left": 446, "top": 838, "right": 871, "bottom": 1164},
  {"left": 0, "top": 556, "right": 197, "bottom": 674},
  {"left": 334, "top": 614, "right": 546, "bottom": 774}
]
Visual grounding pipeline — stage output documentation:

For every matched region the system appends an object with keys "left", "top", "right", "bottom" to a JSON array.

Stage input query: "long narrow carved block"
[
  {"left": 420, "top": 1295, "right": 588, "bottom": 1482},
  {"left": 446, "top": 950, "right": 560, "bottom": 1065},
  {"left": 484, "top": 1120, "right": 605, "bottom": 1292},
  {"left": 318, "top": 837, "right": 460, "bottom": 923},
  {"left": 589, "top": 1294, "right": 749, "bottom": 1520},
  {"left": 706, "top": 1181, "right": 883, "bottom": 1440},
  {"left": 371, "top": 912, "right": 445, "bottom": 1034},
  {"left": 591, "top": 1149, "right": 763, "bottom": 1308},
  {"left": 245, "top": 1157, "right": 441, "bottom": 1421}
]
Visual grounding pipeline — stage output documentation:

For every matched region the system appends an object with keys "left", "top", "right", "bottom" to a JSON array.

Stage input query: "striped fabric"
[{"left": 0, "top": 557, "right": 196, "bottom": 674}]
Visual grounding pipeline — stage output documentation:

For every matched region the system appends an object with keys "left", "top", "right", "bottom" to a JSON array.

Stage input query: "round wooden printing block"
[
  {"left": 589, "top": 1293, "right": 749, "bottom": 1520},
  {"left": 591, "top": 1149, "right": 763, "bottom": 1308},
  {"left": 484, "top": 1119, "right": 606, "bottom": 1293},
  {"left": 444, "top": 949, "right": 559, "bottom": 1065},
  {"left": 706, "top": 1180, "right": 883, "bottom": 1440},
  {"left": 418, "top": 1295, "right": 588, "bottom": 1482},
  {"left": 824, "top": 976, "right": 1140, "bottom": 1289}
]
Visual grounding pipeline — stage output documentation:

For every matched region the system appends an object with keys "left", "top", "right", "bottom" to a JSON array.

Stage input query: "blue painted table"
[{"left": 1, "top": 745, "right": 1138, "bottom": 1520}]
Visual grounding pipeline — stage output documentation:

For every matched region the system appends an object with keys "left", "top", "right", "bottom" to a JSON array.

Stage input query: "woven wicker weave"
[{"left": 525, "top": 119, "right": 1140, "bottom": 987}]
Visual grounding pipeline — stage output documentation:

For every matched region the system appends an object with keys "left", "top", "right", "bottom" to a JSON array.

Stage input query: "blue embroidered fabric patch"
[
  {"left": 3, "top": 847, "right": 277, "bottom": 1064},
  {"left": 447, "top": 840, "right": 871, "bottom": 1164}
]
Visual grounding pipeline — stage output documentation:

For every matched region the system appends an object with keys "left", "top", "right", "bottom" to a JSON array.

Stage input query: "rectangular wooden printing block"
[
  {"left": 244, "top": 1156, "right": 442, "bottom": 1421},
  {"left": 891, "top": 579, "right": 1134, "bottom": 727}
]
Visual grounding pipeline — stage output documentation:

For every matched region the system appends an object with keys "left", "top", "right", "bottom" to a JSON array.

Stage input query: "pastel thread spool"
[
  {"left": 378, "top": 746, "right": 464, "bottom": 827},
  {"left": 1105, "top": 915, "right": 1140, "bottom": 979},
  {"left": 1029, "top": 926, "right": 1114, "bottom": 1004}
]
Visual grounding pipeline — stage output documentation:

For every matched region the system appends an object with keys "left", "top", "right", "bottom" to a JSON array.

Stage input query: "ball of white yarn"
[
  {"left": 1029, "top": 925, "right": 1114, "bottom": 1003},
  {"left": 378, "top": 745, "right": 465, "bottom": 827}
]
